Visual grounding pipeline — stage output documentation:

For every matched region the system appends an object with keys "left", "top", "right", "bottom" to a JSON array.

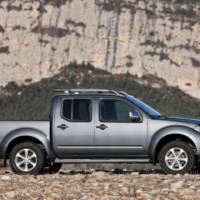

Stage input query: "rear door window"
[
  {"left": 62, "top": 99, "right": 92, "bottom": 122},
  {"left": 62, "top": 99, "right": 72, "bottom": 120}
]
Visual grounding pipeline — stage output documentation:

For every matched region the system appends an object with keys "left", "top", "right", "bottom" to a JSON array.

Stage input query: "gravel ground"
[{"left": 0, "top": 166, "right": 199, "bottom": 200}]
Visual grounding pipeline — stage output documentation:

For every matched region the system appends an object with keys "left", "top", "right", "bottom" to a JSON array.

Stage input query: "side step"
[{"left": 55, "top": 158, "right": 150, "bottom": 164}]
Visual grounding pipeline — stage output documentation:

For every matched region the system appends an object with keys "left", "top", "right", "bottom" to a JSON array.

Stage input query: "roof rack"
[
  {"left": 53, "top": 89, "right": 129, "bottom": 96},
  {"left": 118, "top": 91, "right": 129, "bottom": 96}
]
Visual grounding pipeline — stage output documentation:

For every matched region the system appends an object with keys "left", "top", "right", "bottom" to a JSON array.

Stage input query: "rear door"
[
  {"left": 94, "top": 97, "right": 148, "bottom": 156},
  {"left": 53, "top": 97, "right": 95, "bottom": 157}
]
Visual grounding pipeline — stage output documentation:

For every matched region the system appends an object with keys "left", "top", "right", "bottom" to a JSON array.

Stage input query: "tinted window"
[
  {"left": 100, "top": 99, "right": 134, "bottom": 122},
  {"left": 62, "top": 99, "right": 92, "bottom": 121},
  {"left": 73, "top": 99, "right": 91, "bottom": 121},
  {"left": 63, "top": 99, "right": 72, "bottom": 120}
]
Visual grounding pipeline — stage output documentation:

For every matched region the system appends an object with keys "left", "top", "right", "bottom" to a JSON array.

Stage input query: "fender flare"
[
  {"left": 148, "top": 125, "right": 200, "bottom": 162},
  {"left": 0, "top": 128, "right": 55, "bottom": 160}
]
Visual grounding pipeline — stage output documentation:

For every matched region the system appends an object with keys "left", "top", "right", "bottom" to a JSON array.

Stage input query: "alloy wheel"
[
  {"left": 165, "top": 147, "right": 188, "bottom": 171},
  {"left": 15, "top": 148, "right": 37, "bottom": 172}
]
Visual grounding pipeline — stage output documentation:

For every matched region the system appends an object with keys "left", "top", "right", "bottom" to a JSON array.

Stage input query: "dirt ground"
[{"left": 0, "top": 164, "right": 199, "bottom": 200}]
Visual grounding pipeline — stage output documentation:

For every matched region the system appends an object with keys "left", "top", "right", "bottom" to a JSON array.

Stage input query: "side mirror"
[{"left": 129, "top": 111, "right": 141, "bottom": 122}]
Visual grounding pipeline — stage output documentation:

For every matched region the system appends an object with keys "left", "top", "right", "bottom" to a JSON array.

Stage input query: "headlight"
[{"left": 194, "top": 126, "right": 200, "bottom": 132}]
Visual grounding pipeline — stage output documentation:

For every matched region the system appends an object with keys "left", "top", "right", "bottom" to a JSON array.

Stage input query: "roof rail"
[
  {"left": 118, "top": 91, "right": 129, "bottom": 96},
  {"left": 53, "top": 89, "right": 128, "bottom": 96}
]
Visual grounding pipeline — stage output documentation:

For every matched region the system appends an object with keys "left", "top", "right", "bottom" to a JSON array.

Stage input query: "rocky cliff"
[{"left": 0, "top": 0, "right": 200, "bottom": 97}]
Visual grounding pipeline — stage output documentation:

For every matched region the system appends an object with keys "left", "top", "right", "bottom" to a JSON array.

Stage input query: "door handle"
[
  {"left": 96, "top": 124, "right": 108, "bottom": 130},
  {"left": 57, "top": 124, "right": 68, "bottom": 130}
]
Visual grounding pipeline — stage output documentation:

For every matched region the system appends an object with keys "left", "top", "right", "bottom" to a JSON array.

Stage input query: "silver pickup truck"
[{"left": 1, "top": 89, "right": 200, "bottom": 174}]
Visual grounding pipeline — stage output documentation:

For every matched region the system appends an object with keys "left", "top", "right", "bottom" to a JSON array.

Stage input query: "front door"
[
  {"left": 94, "top": 98, "right": 148, "bottom": 156},
  {"left": 54, "top": 97, "right": 94, "bottom": 157}
]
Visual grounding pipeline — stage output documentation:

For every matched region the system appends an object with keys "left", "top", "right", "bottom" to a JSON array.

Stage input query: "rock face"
[{"left": 0, "top": 0, "right": 200, "bottom": 97}]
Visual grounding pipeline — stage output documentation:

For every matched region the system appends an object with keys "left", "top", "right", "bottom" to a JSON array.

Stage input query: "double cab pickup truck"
[{"left": 1, "top": 89, "right": 200, "bottom": 174}]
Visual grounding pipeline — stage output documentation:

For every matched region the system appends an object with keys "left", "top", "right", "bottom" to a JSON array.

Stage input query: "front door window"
[{"left": 100, "top": 99, "right": 137, "bottom": 122}]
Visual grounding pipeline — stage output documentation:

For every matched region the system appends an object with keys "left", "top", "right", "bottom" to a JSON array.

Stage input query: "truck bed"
[{"left": 0, "top": 120, "right": 50, "bottom": 142}]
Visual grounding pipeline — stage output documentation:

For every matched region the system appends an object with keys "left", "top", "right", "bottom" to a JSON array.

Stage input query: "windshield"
[{"left": 126, "top": 96, "right": 162, "bottom": 118}]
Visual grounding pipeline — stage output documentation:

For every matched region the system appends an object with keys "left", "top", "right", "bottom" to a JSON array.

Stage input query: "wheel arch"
[
  {"left": 1, "top": 128, "right": 55, "bottom": 160},
  {"left": 149, "top": 126, "right": 200, "bottom": 163}
]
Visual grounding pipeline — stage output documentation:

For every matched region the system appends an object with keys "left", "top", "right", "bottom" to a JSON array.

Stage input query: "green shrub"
[
  {"left": 175, "top": 0, "right": 200, "bottom": 4},
  {"left": 0, "top": 63, "right": 200, "bottom": 120},
  {"left": 175, "top": 8, "right": 196, "bottom": 17}
]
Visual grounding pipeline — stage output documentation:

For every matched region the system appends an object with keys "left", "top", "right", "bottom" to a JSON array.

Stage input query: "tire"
[
  {"left": 9, "top": 142, "right": 45, "bottom": 175},
  {"left": 158, "top": 141, "right": 195, "bottom": 174}
]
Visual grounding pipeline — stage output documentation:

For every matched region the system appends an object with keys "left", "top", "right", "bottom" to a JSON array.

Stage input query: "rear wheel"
[
  {"left": 9, "top": 142, "right": 45, "bottom": 175},
  {"left": 159, "top": 141, "right": 195, "bottom": 174}
]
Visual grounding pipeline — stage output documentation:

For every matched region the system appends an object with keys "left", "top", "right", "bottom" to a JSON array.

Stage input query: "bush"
[{"left": 0, "top": 63, "right": 200, "bottom": 120}]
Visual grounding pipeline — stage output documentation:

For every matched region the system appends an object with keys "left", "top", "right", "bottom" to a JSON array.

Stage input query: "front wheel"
[
  {"left": 9, "top": 142, "right": 45, "bottom": 175},
  {"left": 159, "top": 141, "right": 195, "bottom": 174}
]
